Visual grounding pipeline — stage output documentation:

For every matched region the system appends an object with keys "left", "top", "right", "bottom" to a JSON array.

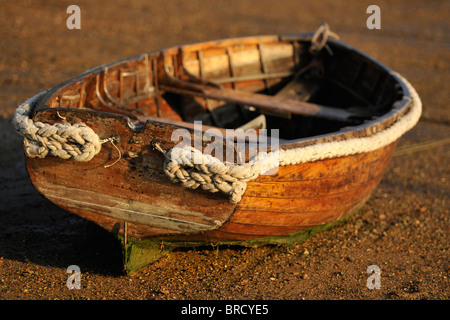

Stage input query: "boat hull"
[
  {"left": 26, "top": 136, "right": 397, "bottom": 274},
  {"left": 16, "top": 30, "right": 421, "bottom": 273},
  {"left": 187, "top": 141, "right": 397, "bottom": 241},
  {"left": 25, "top": 130, "right": 396, "bottom": 242}
]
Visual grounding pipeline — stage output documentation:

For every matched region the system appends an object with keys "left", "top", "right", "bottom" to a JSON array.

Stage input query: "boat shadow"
[
  {"left": 0, "top": 200, "right": 126, "bottom": 277},
  {"left": 0, "top": 153, "right": 125, "bottom": 277}
]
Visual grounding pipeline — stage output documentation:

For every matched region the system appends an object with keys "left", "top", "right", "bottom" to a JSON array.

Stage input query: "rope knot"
[
  {"left": 12, "top": 92, "right": 103, "bottom": 162},
  {"left": 155, "top": 144, "right": 279, "bottom": 203}
]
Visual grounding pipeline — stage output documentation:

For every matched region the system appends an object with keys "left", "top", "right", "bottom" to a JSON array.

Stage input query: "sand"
[{"left": 0, "top": 0, "right": 448, "bottom": 302}]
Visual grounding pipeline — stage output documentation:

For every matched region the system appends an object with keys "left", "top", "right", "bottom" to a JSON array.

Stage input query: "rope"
[
  {"left": 309, "top": 23, "right": 339, "bottom": 56},
  {"left": 12, "top": 91, "right": 104, "bottom": 162},
  {"left": 154, "top": 72, "right": 422, "bottom": 203},
  {"left": 153, "top": 143, "right": 279, "bottom": 203}
]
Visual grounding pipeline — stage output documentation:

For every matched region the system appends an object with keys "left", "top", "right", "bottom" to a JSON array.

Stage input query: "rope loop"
[{"left": 309, "top": 23, "right": 339, "bottom": 56}]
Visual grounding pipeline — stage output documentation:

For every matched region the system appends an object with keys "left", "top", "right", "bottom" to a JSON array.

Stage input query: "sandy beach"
[{"left": 0, "top": 0, "right": 448, "bottom": 302}]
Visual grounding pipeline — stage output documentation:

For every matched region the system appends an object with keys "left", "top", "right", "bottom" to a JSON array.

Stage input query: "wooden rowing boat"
[{"left": 13, "top": 25, "right": 421, "bottom": 274}]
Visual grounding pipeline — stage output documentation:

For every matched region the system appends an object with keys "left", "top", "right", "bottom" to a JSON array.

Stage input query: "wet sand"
[{"left": 0, "top": 0, "right": 448, "bottom": 302}]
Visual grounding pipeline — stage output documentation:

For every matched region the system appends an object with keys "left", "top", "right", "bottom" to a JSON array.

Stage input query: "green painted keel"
[{"left": 120, "top": 211, "right": 357, "bottom": 275}]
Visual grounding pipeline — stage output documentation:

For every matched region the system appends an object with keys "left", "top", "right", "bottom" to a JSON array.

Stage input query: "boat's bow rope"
[{"left": 12, "top": 91, "right": 105, "bottom": 161}]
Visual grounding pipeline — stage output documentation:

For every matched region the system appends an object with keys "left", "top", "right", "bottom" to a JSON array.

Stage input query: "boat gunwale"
[{"left": 30, "top": 33, "right": 413, "bottom": 151}]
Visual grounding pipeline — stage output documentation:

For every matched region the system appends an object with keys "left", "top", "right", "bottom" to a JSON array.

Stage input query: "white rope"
[
  {"left": 154, "top": 143, "right": 279, "bottom": 203},
  {"left": 12, "top": 73, "right": 421, "bottom": 204},
  {"left": 278, "top": 72, "right": 422, "bottom": 165},
  {"left": 156, "top": 72, "right": 422, "bottom": 203},
  {"left": 12, "top": 91, "right": 103, "bottom": 161}
]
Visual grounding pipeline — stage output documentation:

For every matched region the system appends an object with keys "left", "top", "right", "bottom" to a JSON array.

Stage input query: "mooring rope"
[{"left": 153, "top": 143, "right": 279, "bottom": 203}]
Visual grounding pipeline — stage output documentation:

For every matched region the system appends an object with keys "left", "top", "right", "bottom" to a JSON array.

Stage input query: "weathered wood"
[{"left": 147, "top": 142, "right": 396, "bottom": 241}]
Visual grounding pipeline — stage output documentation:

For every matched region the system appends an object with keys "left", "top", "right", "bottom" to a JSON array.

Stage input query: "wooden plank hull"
[
  {"left": 25, "top": 137, "right": 396, "bottom": 242},
  {"left": 204, "top": 141, "right": 397, "bottom": 241},
  {"left": 25, "top": 110, "right": 238, "bottom": 240},
  {"left": 25, "top": 141, "right": 397, "bottom": 275}
]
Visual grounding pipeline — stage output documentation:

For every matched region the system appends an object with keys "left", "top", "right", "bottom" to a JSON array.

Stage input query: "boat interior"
[{"left": 37, "top": 35, "right": 403, "bottom": 143}]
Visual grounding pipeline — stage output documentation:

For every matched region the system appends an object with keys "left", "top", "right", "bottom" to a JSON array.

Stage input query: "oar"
[{"left": 160, "top": 83, "right": 362, "bottom": 123}]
